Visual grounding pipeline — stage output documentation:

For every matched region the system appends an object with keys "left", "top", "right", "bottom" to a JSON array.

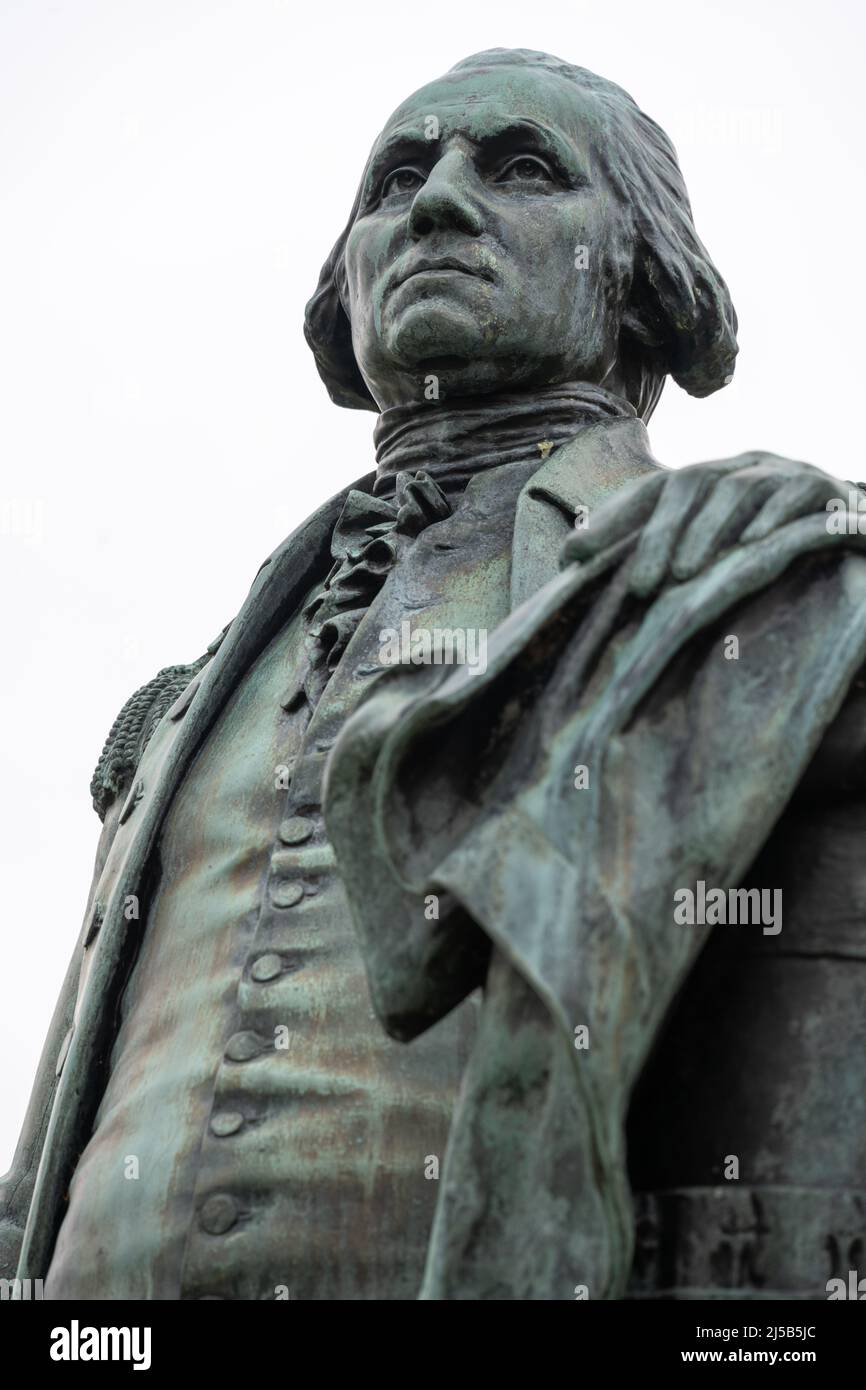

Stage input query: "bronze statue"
[{"left": 3, "top": 48, "right": 863, "bottom": 1301}]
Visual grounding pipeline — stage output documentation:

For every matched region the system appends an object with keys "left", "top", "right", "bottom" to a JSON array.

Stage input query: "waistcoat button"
[
  {"left": 250, "top": 953, "right": 283, "bottom": 982},
  {"left": 199, "top": 1193, "right": 238, "bottom": 1235},
  {"left": 210, "top": 1110, "right": 244, "bottom": 1137},
  {"left": 270, "top": 881, "right": 304, "bottom": 909},
  {"left": 278, "top": 816, "right": 314, "bottom": 845},
  {"left": 224, "top": 1031, "right": 262, "bottom": 1062}
]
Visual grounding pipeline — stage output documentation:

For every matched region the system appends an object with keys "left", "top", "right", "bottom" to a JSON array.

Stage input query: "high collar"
[{"left": 372, "top": 382, "right": 636, "bottom": 496}]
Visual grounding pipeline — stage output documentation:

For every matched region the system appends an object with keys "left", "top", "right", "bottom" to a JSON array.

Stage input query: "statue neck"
[{"left": 372, "top": 381, "right": 635, "bottom": 496}]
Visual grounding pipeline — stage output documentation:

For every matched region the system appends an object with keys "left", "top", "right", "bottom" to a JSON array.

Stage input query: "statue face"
[{"left": 341, "top": 64, "right": 633, "bottom": 409}]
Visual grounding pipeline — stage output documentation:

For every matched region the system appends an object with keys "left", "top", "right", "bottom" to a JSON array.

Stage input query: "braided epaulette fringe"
[{"left": 90, "top": 654, "right": 211, "bottom": 821}]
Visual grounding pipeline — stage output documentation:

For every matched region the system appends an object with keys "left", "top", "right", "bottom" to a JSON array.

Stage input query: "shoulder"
[{"left": 89, "top": 653, "right": 211, "bottom": 821}]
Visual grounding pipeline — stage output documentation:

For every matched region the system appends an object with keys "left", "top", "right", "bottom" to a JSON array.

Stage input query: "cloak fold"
[{"left": 323, "top": 514, "right": 866, "bottom": 1299}]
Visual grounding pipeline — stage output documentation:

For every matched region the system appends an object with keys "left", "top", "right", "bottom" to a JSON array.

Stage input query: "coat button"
[
  {"left": 224, "top": 1031, "right": 262, "bottom": 1063},
  {"left": 278, "top": 816, "right": 314, "bottom": 845},
  {"left": 210, "top": 1111, "right": 244, "bottom": 1137},
  {"left": 199, "top": 1193, "right": 238, "bottom": 1235},
  {"left": 270, "top": 881, "right": 303, "bottom": 909},
  {"left": 250, "top": 953, "right": 283, "bottom": 982}
]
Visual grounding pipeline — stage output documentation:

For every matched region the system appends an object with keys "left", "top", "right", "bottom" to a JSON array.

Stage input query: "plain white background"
[{"left": 1, "top": 0, "right": 863, "bottom": 1173}]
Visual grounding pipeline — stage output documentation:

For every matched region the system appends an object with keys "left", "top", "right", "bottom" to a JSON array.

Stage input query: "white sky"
[{"left": 1, "top": 0, "right": 864, "bottom": 1173}]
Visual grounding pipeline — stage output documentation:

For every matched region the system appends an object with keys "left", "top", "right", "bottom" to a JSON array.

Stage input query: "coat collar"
[
  {"left": 212, "top": 413, "right": 660, "bottom": 685},
  {"left": 511, "top": 416, "right": 663, "bottom": 607}
]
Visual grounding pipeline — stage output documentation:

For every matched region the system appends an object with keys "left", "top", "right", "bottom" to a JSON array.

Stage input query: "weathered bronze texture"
[{"left": 2, "top": 48, "right": 861, "bottom": 1301}]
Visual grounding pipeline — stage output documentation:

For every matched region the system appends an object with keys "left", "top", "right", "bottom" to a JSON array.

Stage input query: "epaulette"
[{"left": 89, "top": 654, "right": 211, "bottom": 821}]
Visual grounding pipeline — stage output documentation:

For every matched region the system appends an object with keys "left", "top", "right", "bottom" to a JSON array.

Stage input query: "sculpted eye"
[
  {"left": 381, "top": 167, "right": 425, "bottom": 199},
  {"left": 497, "top": 154, "right": 557, "bottom": 184}
]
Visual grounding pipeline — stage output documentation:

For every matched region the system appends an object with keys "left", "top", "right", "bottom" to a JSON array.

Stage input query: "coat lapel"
[{"left": 511, "top": 416, "right": 663, "bottom": 607}]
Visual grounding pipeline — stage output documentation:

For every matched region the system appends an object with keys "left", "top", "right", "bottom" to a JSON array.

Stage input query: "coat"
[{"left": 5, "top": 414, "right": 861, "bottom": 1296}]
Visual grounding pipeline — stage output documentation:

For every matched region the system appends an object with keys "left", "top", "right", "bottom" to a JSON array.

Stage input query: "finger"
[
  {"left": 672, "top": 473, "right": 779, "bottom": 579},
  {"left": 675, "top": 451, "right": 774, "bottom": 484},
  {"left": 740, "top": 473, "right": 845, "bottom": 542},
  {"left": 684, "top": 450, "right": 818, "bottom": 478},
  {"left": 629, "top": 453, "right": 777, "bottom": 590},
  {"left": 561, "top": 471, "right": 666, "bottom": 567},
  {"left": 629, "top": 468, "right": 714, "bottom": 597}
]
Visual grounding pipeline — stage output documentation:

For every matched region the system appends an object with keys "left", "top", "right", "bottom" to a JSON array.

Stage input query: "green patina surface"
[{"left": 3, "top": 50, "right": 863, "bottom": 1302}]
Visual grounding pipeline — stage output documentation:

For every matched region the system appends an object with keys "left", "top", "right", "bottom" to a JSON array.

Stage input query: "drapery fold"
[{"left": 324, "top": 514, "right": 866, "bottom": 1299}]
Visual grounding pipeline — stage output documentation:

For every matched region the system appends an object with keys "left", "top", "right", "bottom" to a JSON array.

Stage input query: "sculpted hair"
[{"left": 304, "top": 48, "right": 738, "bottom": 420}]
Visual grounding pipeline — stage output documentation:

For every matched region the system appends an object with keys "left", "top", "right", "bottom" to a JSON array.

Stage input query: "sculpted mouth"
[{"left": 396, "top": 257, "right": 493, "bottom": 286}]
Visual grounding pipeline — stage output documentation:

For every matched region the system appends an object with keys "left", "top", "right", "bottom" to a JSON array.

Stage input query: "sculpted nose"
[{"left": 408, "top": 149, "right": 484, "bottom": 240}]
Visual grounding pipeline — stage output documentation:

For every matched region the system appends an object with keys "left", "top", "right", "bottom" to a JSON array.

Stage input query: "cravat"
[{"left": 302, "top": 470, "right": 452, "bottom": 707}]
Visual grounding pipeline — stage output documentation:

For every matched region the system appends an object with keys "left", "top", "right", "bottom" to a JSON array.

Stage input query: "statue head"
[{"left": 305, "top": 48, "right": 737, "bottom": 420}]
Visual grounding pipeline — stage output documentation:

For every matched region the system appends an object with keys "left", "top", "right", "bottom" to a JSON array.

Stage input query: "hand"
[{"left": 561, "top": 451, "right": 848, "bottom": 598}]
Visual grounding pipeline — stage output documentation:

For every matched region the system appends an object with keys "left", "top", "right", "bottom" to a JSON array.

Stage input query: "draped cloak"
[{"left": 323, "top": 465, "right": 866, "bottom": 1300}]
